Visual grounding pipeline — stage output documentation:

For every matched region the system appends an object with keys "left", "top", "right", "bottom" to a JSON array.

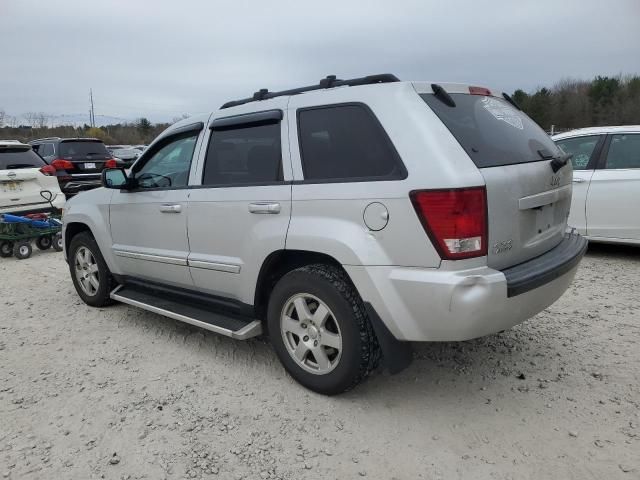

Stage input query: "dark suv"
[{"left": 30, "top": 138, "right": 116, "bottom": 196}]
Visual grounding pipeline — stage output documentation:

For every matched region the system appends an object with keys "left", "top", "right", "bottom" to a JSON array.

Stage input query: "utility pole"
[{"left": 89, "top": 88, "right": 96, "bottom": 127}]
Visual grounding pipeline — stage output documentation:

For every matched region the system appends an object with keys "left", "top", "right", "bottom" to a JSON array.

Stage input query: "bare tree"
[
  {"left": 0, "top": 108, "right": 5, "bottom": 127},
  {"left": 34, "top": 112, "right": 50, "bottom": 129},
  {"left": 24, "top": 112, "right": 38, "bottom": 127}
]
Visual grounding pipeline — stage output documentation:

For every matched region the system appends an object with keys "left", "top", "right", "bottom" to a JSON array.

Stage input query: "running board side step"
[{"left": 110, "top": 285, "right": 262, "bottom": 340}]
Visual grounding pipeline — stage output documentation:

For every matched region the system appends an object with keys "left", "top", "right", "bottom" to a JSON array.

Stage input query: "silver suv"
[{"left": 62, "top": 74, "right": 587, "bottom": 395}]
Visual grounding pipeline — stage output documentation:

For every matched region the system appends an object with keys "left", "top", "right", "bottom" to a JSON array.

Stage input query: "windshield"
[
  {"left": 421, "top": 93, "right": 561, "bottom": 168},
  {"left": 0, "top": 149, "right": 47, "bottom": 169},
  {"left": 59, "top": 141, "right": 109, "bottom": 158}
]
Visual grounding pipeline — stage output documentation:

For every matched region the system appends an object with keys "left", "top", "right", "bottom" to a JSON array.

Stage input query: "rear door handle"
[
  {"left": 159, "top": 204, "right": 182, "bottom": 213},
  {"left": 248, "top": 202, "right": 281, "bottom": 214},
  {"left": 572, "top": 178, "right": 586, "bottom": 183}
]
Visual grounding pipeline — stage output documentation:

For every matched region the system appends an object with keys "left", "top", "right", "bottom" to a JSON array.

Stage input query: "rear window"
[
  {"left": 421, "top": 93, "right": 560, "bottom": 168},
  {"left": 0, "top": 148, "right": 47, "bottom": 170},
  {"left": 297, "top": 104, "right": 405, "bottom": 182},
  {"left": 59, "top": 141, "right": 109, "bottom": 158}
]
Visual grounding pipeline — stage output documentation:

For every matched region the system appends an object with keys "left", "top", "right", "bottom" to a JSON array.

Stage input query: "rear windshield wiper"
[
  {"left": 538, "top": 149, "right": 572, "bottom": 173},
  {"left": 431, "top": 83, "right": 456, "bottom": 107}
]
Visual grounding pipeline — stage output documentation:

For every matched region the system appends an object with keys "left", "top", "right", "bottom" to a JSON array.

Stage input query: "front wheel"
[
  {"left": 68, "top": 232, "right": 114, "bottom": 307},
  {"left": 267, "top": 264, "right": 380, "bottom": 395},
  {"left": 13, "top": 241, "right": 32, "bottom": 260}
]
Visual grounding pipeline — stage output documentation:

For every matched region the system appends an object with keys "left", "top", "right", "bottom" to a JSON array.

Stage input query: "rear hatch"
[
  {"left": 420, "top": 87, "right": 572, "bottom": 270},
  {"left": 0, "top": 147, "right": 52, "bottom": 210},
  {"left": 58, "top": 140, "right": 111, "bottom": 174}
]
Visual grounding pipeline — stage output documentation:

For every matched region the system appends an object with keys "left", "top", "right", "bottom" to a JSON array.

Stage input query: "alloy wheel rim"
[
  {"left": 280, "top": 293, "right": 342, "bottom": 375},
  {"left": 74, "top": 246, "right": 100, "bottom": 296}
]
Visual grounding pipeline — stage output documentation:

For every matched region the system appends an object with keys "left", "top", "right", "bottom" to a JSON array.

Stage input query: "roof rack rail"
[
  {"left": 220, "top": 73, "right": 400, "bottom": 109},
  {"left": 28, "top": 137, "right": 62, "bottom": 143}
]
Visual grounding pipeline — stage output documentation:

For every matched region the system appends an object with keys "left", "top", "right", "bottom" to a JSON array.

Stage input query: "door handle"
[
  {"left": 248, "top": 202, "right": 281, "bottom": 214},
  {"left": 572, "top": 178, "right": 586, "bottom": 183},
  {"left": 159, "top": 204, "right": 182, "bottom": 213}
]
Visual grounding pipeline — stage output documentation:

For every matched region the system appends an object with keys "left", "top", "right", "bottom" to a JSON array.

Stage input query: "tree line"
[
  {"left": 1, "top": 74, "right": 639, "bottom": 143},
  {"left": 512, "top": 74, "right": 640, "bottom": 132},
  {"left": 0, "top": 116, "right": 175, "bottom": 146}
]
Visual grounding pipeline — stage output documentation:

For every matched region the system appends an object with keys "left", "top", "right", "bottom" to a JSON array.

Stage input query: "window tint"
[
  {"left": 605, "top": 134, "right": 640, "bottom": 169},
  {"left": 135, "top": 132, "right": 198, "bottom": 189},
  {"left": 39, "top": 143, "right": 55, "bottom": 157},
  {"left": 555, "top": 135, "right": 601, "bottom": 170},
  {"left": 59, "top": 141, "right": 109, "bottom": 158},
  {"left": 0, "top": 149, "right": 47, "bottom": 169},
  {"left": 421, "top": 94, "right": 561, "bottom": 168},
  {"left": 202, "top": 123, "right": 282, "bottom": 186},
  {"left": 297, "top": 104, "right": 404, "bottom": 181}
]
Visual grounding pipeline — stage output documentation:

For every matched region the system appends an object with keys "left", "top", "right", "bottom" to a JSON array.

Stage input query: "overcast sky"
[{"left": 1, "top": 0, "right": 639, "bottom": 123}]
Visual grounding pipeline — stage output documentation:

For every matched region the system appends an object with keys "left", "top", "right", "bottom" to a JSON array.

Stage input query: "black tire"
[
  {"left": 68, "top": 231, "right": 115, "bottom": 307},
  {"left": 0, "top": 241, "right": 13, "bottom": 258},
  {"left": 36, "top": 235, "right": 52, "bottom": 250},
  {"left": 52, "top": 232, "right": 63, "bottom": 252},
  {"left": 267, "top": 264, "right": 380, "bottom": 395},
  {"left": 13, "top": 241, "right": 32, "bottom": 260}
]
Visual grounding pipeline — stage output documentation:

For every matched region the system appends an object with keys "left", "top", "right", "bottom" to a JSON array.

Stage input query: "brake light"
[
  {"left": 105, "top": 159, "right": 117, "bottom": 168},
  {"left": 469, "top": 86, "right": 492, "bottom": 96},
  {"left": 410, "top": 187, "right": 488, "bottom": 260},
  {"left": 39, "top": 165, "right": 57, "bottom": 176},
  {"left": 51, "top": 159, "right": 75, "bottom": 170}
]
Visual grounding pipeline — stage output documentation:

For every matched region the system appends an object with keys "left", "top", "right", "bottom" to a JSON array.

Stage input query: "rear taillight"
[
  {"left": 469, "top": 86, "right": 492, "bottom": 96},
  {"left": 410, "top": 187, "right": 488, "bottom": 260},
  {"left": 105, "top": 159, "right": 117, "bottom": 168},
  {"left": 51, "top": 159, "right": 75, "bottom": 170},
  {"left": 39, "top": 165, "right": 57, "bottom": 176}
]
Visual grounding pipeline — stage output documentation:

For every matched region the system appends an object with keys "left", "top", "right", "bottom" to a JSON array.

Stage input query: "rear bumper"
[
  {"left": 345, "top": 233, "right": 587, "bottom": 342},
  {"left": 0, "top": 194, "right": 66, "bottom": 215}
]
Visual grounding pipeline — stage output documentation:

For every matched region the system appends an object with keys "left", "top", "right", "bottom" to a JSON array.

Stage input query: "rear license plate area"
[
  {"left": 1, "top": 181, "right": 22, "bottom": 192},
  {"left": 84, "top": 162, "right": 96, "bottom": 169}
]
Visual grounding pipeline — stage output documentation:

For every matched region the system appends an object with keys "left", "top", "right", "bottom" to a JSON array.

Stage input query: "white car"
[
  {"left": 553, "top": 126, "right": 640, "bottom": 245},
  {"left": 0, "top": 141, "right": 66, "bottom": 215}
]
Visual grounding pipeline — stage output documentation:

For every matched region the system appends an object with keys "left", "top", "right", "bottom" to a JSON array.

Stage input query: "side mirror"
[{"left": 102, "top": 168, "right": 129, "bottom": 189}]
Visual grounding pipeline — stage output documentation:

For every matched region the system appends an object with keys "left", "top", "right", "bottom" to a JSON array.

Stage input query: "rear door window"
[
  {"left": 202, "top": 123, "right": 282, "bottom": 186},
  {"left": 421, "top": 93, "right": 561, "bottom": 168},
  {"left": 605, "top": 134, "right": 640, "bottom": 169},
  {"left": 0, "top": 149, "right": 47, "bottom": 169},
  {"left": 555, "top": 135, "right": 602, "bottom": 170},
  {"left": 297, "top": 104, "right": 405, "bottom": 182}
]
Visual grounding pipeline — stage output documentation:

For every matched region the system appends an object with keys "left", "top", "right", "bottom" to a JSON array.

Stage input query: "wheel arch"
[{"left": 253, "top": 249, "right": 346, "bottom": 319}]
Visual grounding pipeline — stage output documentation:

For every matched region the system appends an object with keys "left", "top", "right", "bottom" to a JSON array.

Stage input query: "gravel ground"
[{"left": 1, "top": 244, "right": 639, "bottom": 480}]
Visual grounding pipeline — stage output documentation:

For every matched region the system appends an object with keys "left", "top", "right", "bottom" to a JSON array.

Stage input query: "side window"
[
  {"left": 555, "top": 135, "right": 601, "bottom": 170},
  {"left": 605, "top": 134, "right": 640, "bottom": 169},
  {"left": 39, "top": 143, "right": 54, "bottom": 157},
  {"left": 134, "top": 132, "right": 198, "bottom": 189},
  {"left": 202, "top": 123, "right": 282, "bottom": 186},
  {"left": 297, "top": 104, "right": 405, "bottom": 182}
]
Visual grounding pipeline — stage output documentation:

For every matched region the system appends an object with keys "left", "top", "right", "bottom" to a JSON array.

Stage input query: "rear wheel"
[
  {"left": 13, "top": 241, "right": 32, "bottom": 260},
  {"left": 36, "top": 235, "right": 52, "bottom": 250},
  {"left": 68, "top": 232, "right": 114, "bottom": 307},
  {"left": 267, "top": 264, "right": 380, "bottom": 395},
  {"left": 0, "top": 241, "right": 14, "bottom": 258},
  {"left": 52, "top": 233, "right": 63, "bottom": 252}
]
